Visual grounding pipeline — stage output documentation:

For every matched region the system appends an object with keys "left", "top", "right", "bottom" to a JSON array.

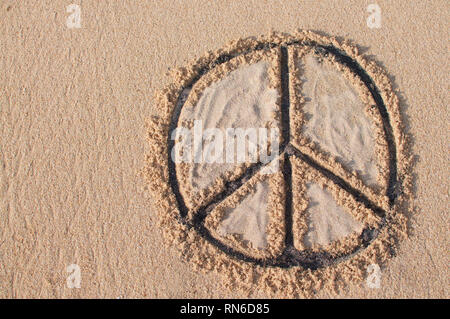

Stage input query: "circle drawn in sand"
[{"left": 145, "top": 31, "right": 412, "bottom": 297}]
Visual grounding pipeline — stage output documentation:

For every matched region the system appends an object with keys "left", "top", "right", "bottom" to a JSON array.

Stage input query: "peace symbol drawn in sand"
[{"left": 144, "top": 31, "right": 412, "bottom": 296}]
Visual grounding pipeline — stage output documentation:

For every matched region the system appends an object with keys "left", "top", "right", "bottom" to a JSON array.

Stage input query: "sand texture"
[
  {"left": 0, "top": 0, "right": 448, "bottom": 298},
  {"left": 303, "top": 182, "right": 363, "bottom": 248},
  {"left": 175, "top": 54, "right": 281, "bottom": 210},
  {"left": 218, "top": 180, "right": 270, "bottom": 250},
  {"left": 300, "top": 54, "right": 380, "bottom": 187},
  {"left": 205, "top": 169, "right": 286, "bottom": 259}
]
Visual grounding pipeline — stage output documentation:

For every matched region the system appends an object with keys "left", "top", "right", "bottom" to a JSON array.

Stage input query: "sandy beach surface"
[{"left": 0, "top": 0, "right": 448, "bottom": 298}]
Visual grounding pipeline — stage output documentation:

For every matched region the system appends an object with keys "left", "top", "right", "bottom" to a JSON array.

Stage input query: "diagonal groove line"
[{"left": 286, "top": 144, "right": 386, "bottom": 217}]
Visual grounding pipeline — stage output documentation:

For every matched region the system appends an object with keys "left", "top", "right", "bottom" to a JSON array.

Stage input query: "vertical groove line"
[{"left": 280, "top": 46, "right": 294, "bottom": 247}]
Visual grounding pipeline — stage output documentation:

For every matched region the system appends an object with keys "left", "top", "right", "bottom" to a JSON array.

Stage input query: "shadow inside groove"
[{"left": 166, "top": 39, "right": 397, "bottom": 269}]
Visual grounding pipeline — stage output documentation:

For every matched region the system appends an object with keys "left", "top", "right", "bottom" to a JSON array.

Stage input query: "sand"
[
  {"left": 174, "top": 50, "right": 282, "bottom": 210},
  {"left": 172, "top": 46, "right": 378, "bottom": 259},
  {"left": 0, "top": 0, "right": 448, "bottom": 299},
  {"left": 204, "top": 168, "right": 286, "bottom": 259},
  {"left": 300, "top": 54, "right": 379, "bottom": 187},
  {"left": 179, "top": 60, "right": 278, "bottom": 191},
  {"left": 218, "top": 180, "right": 270, "bottom": 250},
  {"left": 303, "top": 182, "right": 363, "bottom": 248},
  {"left": 145, "top": 31, "right": 410, "bottom": 297}
]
